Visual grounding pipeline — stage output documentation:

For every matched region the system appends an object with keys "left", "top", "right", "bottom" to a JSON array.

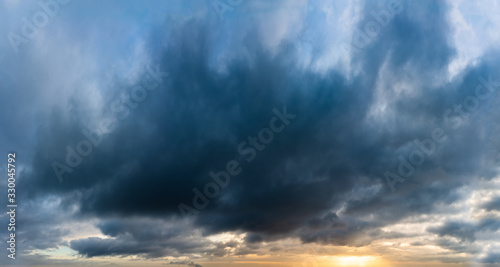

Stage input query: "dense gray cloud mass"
[{"left": 1, "top": 0, "right": 500, "bottom": 265}]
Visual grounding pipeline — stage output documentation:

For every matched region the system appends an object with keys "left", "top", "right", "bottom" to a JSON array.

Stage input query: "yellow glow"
[
  {"left": 331, "top": 256, "right": 377, "bottom": 266},
  {"left": 206, "top": 232, "right": 245, "bottom": 243}
]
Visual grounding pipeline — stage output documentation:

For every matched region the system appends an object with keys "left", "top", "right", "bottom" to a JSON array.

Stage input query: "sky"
[{"left": 1, "top": 0, "right": 500, "bottom": 266}]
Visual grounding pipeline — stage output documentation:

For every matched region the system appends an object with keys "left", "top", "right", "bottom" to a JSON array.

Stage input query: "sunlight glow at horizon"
[{"left": 331, "top": 256, "right": 379, "bottom": 267}]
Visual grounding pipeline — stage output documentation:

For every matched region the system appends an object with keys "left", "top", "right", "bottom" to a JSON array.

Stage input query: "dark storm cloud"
[
  {"left": 12, "top": 0, "right": 500, "bottom": 262},
  {"left": 0, "top": 194, "right": 78, "bottom": 265},
  {"left": 426, "top": 219, "right": 500, "bottom": 258},
  {"left": 482, "top": 253, "right": 500, "bottom": 264},
  {"left": 482, "top": 197, "right": 500, "bottom": 211},
  {"left": 429, "top": 221, "right": 477, "bottom": 242},
  {"left": 24, "top": 18, "right": 366, "bottom": 230},
  {"left": 69, "top": 218, "right": 244, "bottom": 259}
]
